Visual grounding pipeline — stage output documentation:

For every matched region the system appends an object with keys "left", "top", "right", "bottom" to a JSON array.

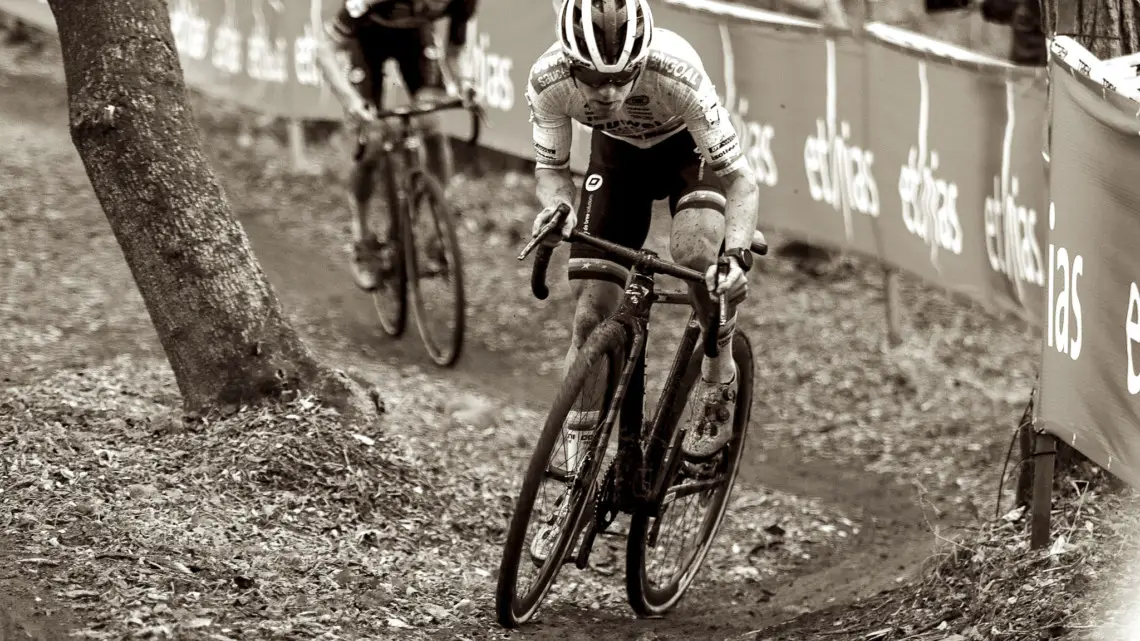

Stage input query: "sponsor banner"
[
  {"left": 864, "top": 38, "right": 1048, "bottom": 318},
  {"left": 2, "top": 0, "right": 347, "bottom": 119},
  {"left": 1038, "top": 40, "right": 1140, "bottom": 489},
  {"left": 985, "top": 78, "right": 1050, "bottom": 325},
  {"left": 0, "top": 0, "right": 1051, "bottom": 321},
  {"left": 738, "top": 29, "right": 879, "bottom": 255},
  {"left": 0, "top": 0, "right": 47, "bottom": 26}
]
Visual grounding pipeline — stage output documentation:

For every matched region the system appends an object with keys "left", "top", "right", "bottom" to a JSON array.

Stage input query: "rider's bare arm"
[
  {"left": 666, "top": 39, "right": 760, "bottom": 255},
  {"left": 316, "top": 12, "right": 365, "bottom": 109},
  {"left": 536, "top": 167, "right": 576, "bottom": 212},
  {"left": 719, "top": 164, "right": 760, "bottom": 255},
  {"left": 526, "top": 72, "right": 576, "bottom": 210},
  {"left": 446, "top": 0, "right": 477, "bottom": 59}
]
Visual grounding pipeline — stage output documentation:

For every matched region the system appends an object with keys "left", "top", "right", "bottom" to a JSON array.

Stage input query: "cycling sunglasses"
[{"left": 570, "top": 62, "right": 642, "bottom": 88}]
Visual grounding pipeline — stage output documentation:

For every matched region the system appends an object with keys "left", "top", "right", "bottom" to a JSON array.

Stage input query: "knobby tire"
[
  {"left": 404, "top": 169, "right": 466, "bottom": 367},
  {"left": 496, "top": 320, "right": 627, "bottom": 628},
  {"left": 625, "top": 330, "right": 755, "bottom": 617},
  {"left": 371, "top": 157, "right": 408, "bottom": 338}
]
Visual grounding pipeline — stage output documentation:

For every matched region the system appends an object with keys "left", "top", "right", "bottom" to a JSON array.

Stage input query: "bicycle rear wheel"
[
  {"left": 625, "top": 330, "right": 755, "bottom": 618},
  {"left": 496, "top": 320, "right": 627, "bottom": 628},
  {"left": 370, "top": 160, "right": 408, "bottom": 338},
  {"left": 404, "top": 169, "right": 465, "bottom": 367}
]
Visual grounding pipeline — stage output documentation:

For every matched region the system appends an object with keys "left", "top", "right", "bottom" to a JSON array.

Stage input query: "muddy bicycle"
[
  {"left": 495, "top": 204, "right": 768, "bottom": 627},
  {"left": 356, "top": 89, "right": 483, "bottom": 367}
]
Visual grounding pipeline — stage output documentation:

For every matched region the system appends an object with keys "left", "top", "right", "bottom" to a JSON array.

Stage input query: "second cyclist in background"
[{"left": 317, "top": 0, "right": 478, "bottom": 291}]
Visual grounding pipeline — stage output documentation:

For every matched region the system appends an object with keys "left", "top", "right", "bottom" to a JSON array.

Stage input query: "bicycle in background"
[{"left": 356, "top": 88, "right": 483, "bottom": 367}]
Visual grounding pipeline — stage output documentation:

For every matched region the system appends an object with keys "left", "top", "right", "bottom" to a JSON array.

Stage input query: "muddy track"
[{"left": 0, "top": 59, "right": 961, "bottom": 641}]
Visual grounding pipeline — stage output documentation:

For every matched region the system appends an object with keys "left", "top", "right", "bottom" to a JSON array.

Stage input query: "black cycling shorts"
[
  {"left": 347, "top": 25, "right": 443, "bottom": 109},
  {"left": 569, "top": 128, "right": 726, "bottom": 287}
]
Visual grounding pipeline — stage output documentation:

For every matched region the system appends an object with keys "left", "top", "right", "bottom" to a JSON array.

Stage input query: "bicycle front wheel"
[
  {"left": 370, "top": 159, "right": 408, "bottom": 338},
  {"left": 625, "top": 330, "right": 755, "bottom": 618},
  {"left": 496, "top": 320, "right": 627, "bottom": 629},
  {"left": 403, "top": 169, "right": 465, "bottom": 367}
]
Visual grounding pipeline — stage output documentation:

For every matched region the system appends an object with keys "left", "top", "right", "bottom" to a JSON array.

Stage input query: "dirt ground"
[{"left": 0, "top": 34, "right": 1040, "bottom": 640}]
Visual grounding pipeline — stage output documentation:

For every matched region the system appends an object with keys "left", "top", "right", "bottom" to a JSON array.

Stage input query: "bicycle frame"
[{"left": 577, "top": 259, "right": 715, "bottom": 530}]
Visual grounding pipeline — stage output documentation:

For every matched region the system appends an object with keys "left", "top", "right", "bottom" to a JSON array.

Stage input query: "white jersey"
[{"left": 524, "top": 28, "right": 745, "bottom": 177}]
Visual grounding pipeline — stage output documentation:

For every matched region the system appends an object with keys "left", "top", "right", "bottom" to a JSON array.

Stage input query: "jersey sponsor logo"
[
  {"left": 589, "top": 118, "right": 670, "bottom": 137},
  {"left": 708, "top": 133, "right": 741, "bottom": 170},
  {"left": 704, "top": 102, "right": 723, "bottom": 127},
  {"left": 530, "top": 63, "right": 572, "bottom": 95},
  {"left": 534, "top": 142, "right": 559, "bottom": 159},
  {"left": 646, "top": 52, "right": 702, "bottom": 91},
  {"left": 585, "top": 174, "right": 604, "bottom": 192},
  {"left": 627, "top": 95, "right": 650, "bottom": 106},
  {"left": 532, "top": 51, "right": 564, "bottom": 74},
  {"left": 709, "top": 133, "right": 738, "bottom": 155},
  {"left": 626, "top": 105, "right": 654, "bottom": 119}
]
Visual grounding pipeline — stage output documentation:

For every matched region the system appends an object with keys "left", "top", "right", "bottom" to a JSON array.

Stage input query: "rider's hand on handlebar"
[
  {"left": 532, "top": 202, "right": 577, "bottom": 247},
  {"left": 345, "top": 97, "right": 375, "bottom": 128},
  {"left": 705, "top": 256, "right": 747, "bottom": 302}
]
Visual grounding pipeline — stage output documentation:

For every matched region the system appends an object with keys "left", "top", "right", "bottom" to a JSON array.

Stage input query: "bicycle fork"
[{"left": 567, "top": 324, "right": 647, "bottom": 570}]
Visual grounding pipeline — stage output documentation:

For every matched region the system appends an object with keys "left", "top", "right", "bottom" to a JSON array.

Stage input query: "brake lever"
[
  {"left": 517, "top": 216, "right": 561, "bottom": 261},
  {"left": 517, "top": 204, "right": 570, "bottom": 261}
]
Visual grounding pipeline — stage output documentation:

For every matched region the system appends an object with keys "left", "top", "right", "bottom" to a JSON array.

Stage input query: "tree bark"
[
  {"left": 1044, "top": 0, "right": 1140, "bottom": 58},
  {"left": 44, "top": 0, "right": 372, "bottom": 420}
]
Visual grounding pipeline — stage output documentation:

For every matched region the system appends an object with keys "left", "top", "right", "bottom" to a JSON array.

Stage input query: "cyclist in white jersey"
[{"left": 527, "top": 0, "right": 759, "bottom": 523}]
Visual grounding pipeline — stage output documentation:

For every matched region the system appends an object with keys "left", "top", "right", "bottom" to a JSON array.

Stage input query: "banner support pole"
[
  {"left": 286, "top": 118, "right": 308, "bottom": 174},
  {"left": 1030, "top": 431, "right": 1057, "bottom": 549},
  {"left": 884, "top": 268, "right": 903, "bottom": 347}
]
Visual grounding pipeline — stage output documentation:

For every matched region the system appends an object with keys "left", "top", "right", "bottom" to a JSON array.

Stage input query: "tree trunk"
[
  {"left": 1044, "top": 0, "right": 1140, "bottom": 58},
  {"left": 44, "top": 0, "right": 372, "bottom": 420}
]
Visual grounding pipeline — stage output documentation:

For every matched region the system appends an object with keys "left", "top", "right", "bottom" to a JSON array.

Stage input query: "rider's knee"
[
  {"left": 421, "top": 109, "right": 442, "bottom": 127},
  {"left": 670, "top": 208, "right": 722, "bottom": 273},
  {"left": 572, "top": 307, "right": 605, "bottom": 347},
  {"left": 570, "top": 282, "right": 620, "bottom": 346}
]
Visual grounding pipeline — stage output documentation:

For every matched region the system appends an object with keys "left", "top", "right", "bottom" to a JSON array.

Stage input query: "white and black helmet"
[{"left": 557, "top": 0, "right": 654, "bottom": 73}]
